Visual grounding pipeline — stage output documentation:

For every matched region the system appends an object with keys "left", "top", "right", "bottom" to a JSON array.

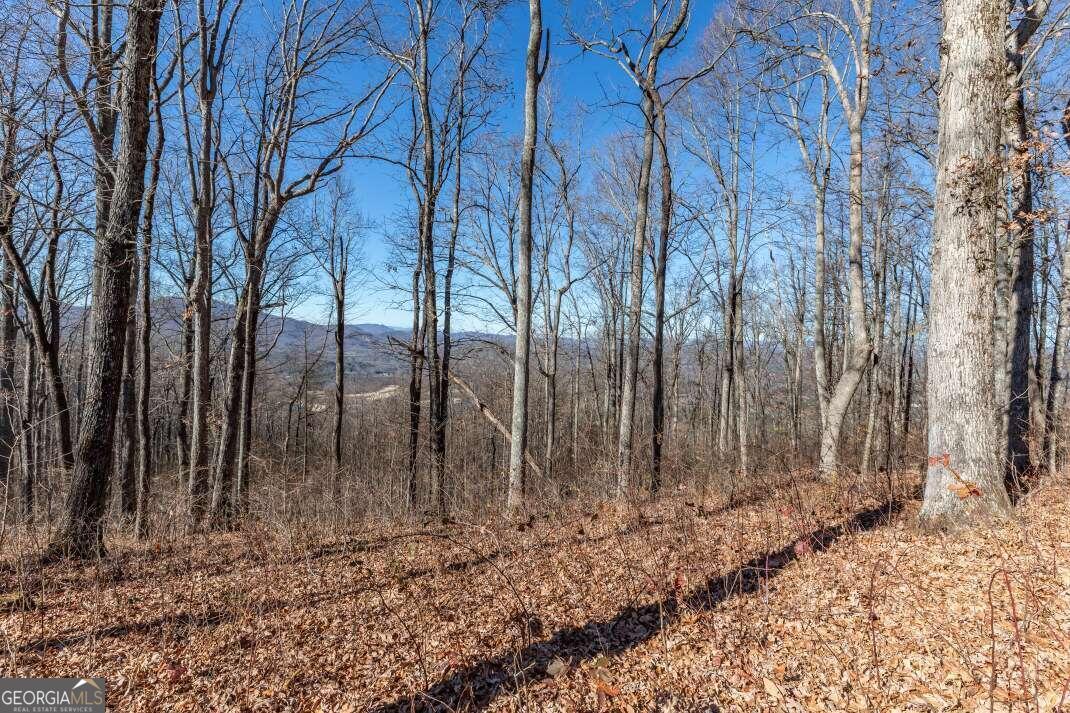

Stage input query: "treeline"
[{"left": 0, "top": 0, "right": 1066, "bottom": 557}]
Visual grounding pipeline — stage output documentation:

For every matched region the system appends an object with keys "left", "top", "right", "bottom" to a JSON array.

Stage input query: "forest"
[{"left": 0, "top": 0, "right": 1069, "bottom": 709}]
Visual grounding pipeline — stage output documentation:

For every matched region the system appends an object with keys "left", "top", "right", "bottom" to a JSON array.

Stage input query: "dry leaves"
[{"left": 2, "top": 471, "right": 1070, "bottom": 711}]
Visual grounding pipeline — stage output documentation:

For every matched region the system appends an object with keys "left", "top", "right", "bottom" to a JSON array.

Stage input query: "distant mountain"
[
  {"left": 350, "top": 323, "right": 406, "bottom": 338},
  {"left": 61, "top": 297, "right": 515, "bottom": 382},
  {"left": 152, "top": 300, "right": 505, "bottom": 381}
]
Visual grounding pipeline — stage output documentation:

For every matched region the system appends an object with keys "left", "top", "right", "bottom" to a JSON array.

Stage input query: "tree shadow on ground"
[
  {"left": 369, "top": 499, "right": 903, "bottom": 713},
  {"left": 16, "top": 586, "right": 360, "bottom": 655}
]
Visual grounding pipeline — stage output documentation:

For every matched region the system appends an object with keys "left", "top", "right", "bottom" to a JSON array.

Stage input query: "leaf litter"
[{"left": 2, "top": 471, "right": 1069, "bottom": 711}]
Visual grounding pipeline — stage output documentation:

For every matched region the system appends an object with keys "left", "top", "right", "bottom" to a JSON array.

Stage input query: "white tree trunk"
[
  {"left": 506, "top": 0, "right": 544, "bottom": 513},
  {"left": 921, "top": 0, "right": 1012, "bottom": 524}
]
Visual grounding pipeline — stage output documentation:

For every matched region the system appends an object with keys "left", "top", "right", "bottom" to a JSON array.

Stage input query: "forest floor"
[{"left": 2, "top": 470, "right": 1070, "bottom": 712}]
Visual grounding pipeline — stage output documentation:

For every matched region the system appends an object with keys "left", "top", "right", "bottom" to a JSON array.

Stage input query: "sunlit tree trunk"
[
  {"left": 506, "top": 0, "right": 545, "bottom": 513},
  {"left": 921, "top": 0, "right": 1012, "bottom": 525}
]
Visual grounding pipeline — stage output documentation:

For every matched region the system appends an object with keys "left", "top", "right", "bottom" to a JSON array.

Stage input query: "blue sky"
[{"left": 318, "top": 0, "right": 720, "bottom": 329}]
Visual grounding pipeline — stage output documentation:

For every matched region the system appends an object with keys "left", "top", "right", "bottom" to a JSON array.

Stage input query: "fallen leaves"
[
  {"left": 948, "top": 480, "right": 983, "bottom": 499},
  {"left": 546, "top": 657, "right": 568, "bottom": 678},
  {"left": 3, "top": 472, "right": 1070, "bottom": 712}
]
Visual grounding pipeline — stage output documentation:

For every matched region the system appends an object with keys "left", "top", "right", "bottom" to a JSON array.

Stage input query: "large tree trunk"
[
  {"left": 506, "top": 0, "right": 544, "bottom": 513},
  {"left": 134, "top": 237, "right": 153, "bottom": 537},
  {"left": 920, "top": 0, "right": 1012, "bottom": 525},
  {"left": 1001, "top": 73, "right": 1035, "bottom": 485},
  {"left": 48, "top": 0, "right": 163, "bottom": 558}
]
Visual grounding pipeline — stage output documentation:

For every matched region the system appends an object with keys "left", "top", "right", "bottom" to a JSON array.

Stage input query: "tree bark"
[
  {"left": 48, "top": 0, "right": 163, "bottom": 558},
  {"left": 332, "top": 283, "right": 344, "bottom": 486},
  {"left": 650, "top": 96, "right": 672, "bottom": 492},
  {"left": 209, "top": 287, "right": 249, "bottom": 527},
  {"left": 506, "top": 0, "right": 545, "bottom": 513},
  {"left": 117, "top": 269, "right": 139, "bottom": 522},
  {"left": 0, "top": 258, "right": 16, "bottom": 492},
  {"left": 135, "top": 80, "right": 165, "bottom": 539},
  {"left": 920, "top": 0, "right": 1012, "bottom": 525}
]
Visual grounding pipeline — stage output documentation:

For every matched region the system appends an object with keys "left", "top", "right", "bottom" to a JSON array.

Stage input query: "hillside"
[
  {"left": 3, "top": 471, "right": 1069, "bottom": 711},
  {"left": 151, "top": 299, "right": 510, "bottom": 381}
]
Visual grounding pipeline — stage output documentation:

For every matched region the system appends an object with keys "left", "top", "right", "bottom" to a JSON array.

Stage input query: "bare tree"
[
  {"left": 208, "top": 0, "right": 395, "bottom": 526},
  {"left": 758, "top": 0, "right": 876, "bottom": 475},
  {"left": 48, "top": 0, "right": 164, "bottom": 558},
  {"left": 305, "top": 182, "right": 364, "bottom": 491},
  {"left": 134, "top": 69, "right": 172, "bottom": 538},
  {"left": 505, "top": 0, "right": 547, "bottom": 513},
  {"left": 176, "top": 0, "right": 243, "bottom": 523}
]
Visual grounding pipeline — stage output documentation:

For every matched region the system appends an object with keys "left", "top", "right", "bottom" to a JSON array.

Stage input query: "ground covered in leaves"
[{"left": 2, "top": 472, "right": 1070, "bottom": 711}]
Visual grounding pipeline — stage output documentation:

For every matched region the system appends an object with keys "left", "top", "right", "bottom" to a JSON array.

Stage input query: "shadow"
[
  {"left": 1, "top": 529, "right": 441, "bottom": 597},
  {"left": 400, "top": 515, "right": 673, "bottom": 581},
  {"left": 297, "top": 530, "right": 448, "bottom": 563},
  {"left": 18, "top": 608, "right": 239, "bottom": 654},
  {"left": 369, "top": 500, "right": 902, "bottom": 713},
  {"left": 14, "top": 516, "right": 672, "bottom": 657},
  {"left": 17, "top": 586, "right": 360, "bottom": 655}
]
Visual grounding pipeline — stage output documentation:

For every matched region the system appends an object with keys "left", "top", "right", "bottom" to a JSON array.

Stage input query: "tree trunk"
[
  {"left": 0, "top": 258, "right": 16, "bottom": 492},
  {"left": 176, "top": 279, "right": 193, "bottom": 470},
  {"left": 819, "top": 118, "right": 873, "bottom": 474},
  {"left": 117, "top": 269, "right": 138, "bottom": 522},
  {"left": 19, "top": 338, "right": 36, "bottom": 518},
  {"left": 187, "top": 254, "right": 213, "bottom": 522},
  {"left": 506, "top": 0, "right": 544, "bottom": 513},
  {"left": 332, "top": 286, "right": 344, "bottom": 489},
  {"left": 920, "top": 0, "right": 1012, "bottom": 525},
  {"left": 236, "top": 269, "right": 261, "bottom": 518},
  {"left": 1002, "top": 79, "right": 1034, "bottom": 485},
  {"left": 48, "top": 0, "right": 163, "bottom": 558},
  {"left": 650, "top": 97, "right": 672, "bottom": 493},
  {"left": 406, "top": 252, "right": 424, "bottom": 510},
  {"left": 185, "top": 69, "right": 220, "bottom": 523},
  {"left": 135, "top": 84, "right": 164, "bottom": 539},
  {"left": 617, "top": 96, "right": 655, "bottom": 495},
  {"left": 209, "top": 287, "right": 249, "bottom": 527}
]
